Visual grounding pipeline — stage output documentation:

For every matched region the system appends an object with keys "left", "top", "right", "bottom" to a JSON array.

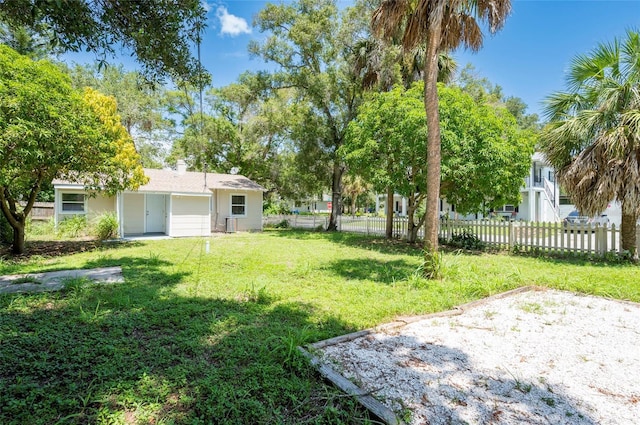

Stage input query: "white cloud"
[
  {"left": 216, "top": 6, "right": 251, "bottom": 36},
  {"left": 200, "top": 0, "right": 212, "bottom": 13}
]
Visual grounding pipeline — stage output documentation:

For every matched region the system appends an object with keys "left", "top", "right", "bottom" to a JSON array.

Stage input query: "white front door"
[{"left": 145, "top": 194, "right": 166, "bottom": 233}]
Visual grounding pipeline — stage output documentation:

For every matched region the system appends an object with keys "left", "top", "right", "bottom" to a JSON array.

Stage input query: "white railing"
[
  {"left": 542, "top": 178, "right": 560, "bottom": 221},
  {"left": 264, "top": 215, "right": 639, "bottom": 256},
  {"left": 524, "top": 176, "right": 545, "bottom": 188}
]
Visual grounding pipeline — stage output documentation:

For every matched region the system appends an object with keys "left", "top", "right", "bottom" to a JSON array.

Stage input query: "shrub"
[
  {"left": 57, "top": 215, "right": 88, "bottom": 238},
  {"left": 419, "top": 250, "right": 443, "bottom": 280},
  {"left": 27, "top": 217, "right": 56, "bottom": 237},
  {"left": 93, "top": 212, "right": 119, "bottom": 240},
  {"left": 0, "top": 213, "right": 12, "bottom": 245},
  {"left": 447, "top": 229, "right": 485, "bottom": 251},
  {"left": 263, "top": 201, "right": 290, "bottom": 215},
  {"left": 273, "top": 219, "right": 290, "bottom": 229}
]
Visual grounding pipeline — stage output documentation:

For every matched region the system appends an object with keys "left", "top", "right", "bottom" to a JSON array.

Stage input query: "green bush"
[
  {"left": 93, "top": 212, "right": 119, "bottom": 240},
  {"left": 447, "top": 229, "right": 485, "bottom": 251},
  {"left": 57, "top": 215, "right": 88, "bottom": 238},
  {"left": 0, "top": 213, "right": 13, "bottom": 245},
  {"left": 273, "top": 219, "right": 290, "bottom": 229},
  {"left": 263, "top": 201, "right": 290, "bottom": 215},
  {"left": 27, "top": 217, "right": 56, "bottom": 237}
]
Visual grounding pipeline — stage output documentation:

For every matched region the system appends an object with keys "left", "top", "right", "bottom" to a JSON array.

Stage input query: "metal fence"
[{"left": 264, "top": 214, "right": 639, "bottom": 255}]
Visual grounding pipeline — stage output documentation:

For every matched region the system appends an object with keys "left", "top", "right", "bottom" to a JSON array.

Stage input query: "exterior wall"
[
  {"left": 288, "top": 199, "right": 330, "bottom": 214},
  {"left": 374, "top": 194, "right": 407, "bottom": 217},
  {"left": 169, "top": 194, "right": 211, "bottom": 237},
  {"left": 212, "top": 190, "right": 263, "bottom": 232},
  {"left": 87, "top": 195, "right": 115, "bottom": 221},
  {"left": 55, "top": 188, "right": 115, "bottom": 223},
  {"left": 123, "top": 193, "right": 144, "bottom": 235},
  {"left": 56, "top": 185, "right": 262, "bottom": 236}
]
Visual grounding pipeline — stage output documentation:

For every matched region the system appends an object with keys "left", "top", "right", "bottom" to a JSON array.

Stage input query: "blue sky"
[{"left": 65, "top": 0, "right": 640, "bottom": 118}]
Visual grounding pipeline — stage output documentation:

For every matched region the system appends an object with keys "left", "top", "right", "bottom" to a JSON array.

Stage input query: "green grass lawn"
[{"left": 1, "top": 229, "right": 638, "bottom": 424}]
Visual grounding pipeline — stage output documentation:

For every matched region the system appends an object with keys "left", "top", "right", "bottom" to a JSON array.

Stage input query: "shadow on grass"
[
  {"left": 510, "top": 249, "right": 638, "bottom": 268},
  {"left": 324, "top": 258, "right": 416, "bottom": 284},
  {"left": 266, "top": 228, "right": 423, "bottom": 256},
  {"left": 0, "top": 239, "right": 143, "bottom": 262},
  {"left": 322, "top": 334, "right": 598, "bottom": 424},
  {"left": 0, "top": 254, "right": 370, "bottom": 425}
]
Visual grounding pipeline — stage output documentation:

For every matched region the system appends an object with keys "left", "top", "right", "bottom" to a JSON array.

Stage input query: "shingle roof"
[{"left": 54, "top": 169, "right": 267, "bottom": 194}]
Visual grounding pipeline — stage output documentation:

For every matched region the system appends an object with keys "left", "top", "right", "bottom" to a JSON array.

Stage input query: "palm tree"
[
  {"left": 371, "top": 0, "right": 512, "bottom": 276},
  {"left": 541, "top": 30, "right": 640, "bottom": 256},
  {"left": 342, "top": 174, "right": 371, "bottom": 215},
  {"left": 401, "top": 49, "right": 458, "bottom": 87},
  {"left": 350, "top": 37, "right": 456, "bottom": 240}
]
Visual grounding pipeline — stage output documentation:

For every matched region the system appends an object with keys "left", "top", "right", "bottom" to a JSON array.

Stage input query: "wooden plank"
[
  {"left": 299, "top": 347, "right": 404, "bottom": 425},
  {"left": 310, "top": 330, "right": 372, "bottom": 349}
]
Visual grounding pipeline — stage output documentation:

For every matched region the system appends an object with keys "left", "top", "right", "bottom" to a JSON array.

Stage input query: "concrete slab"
[{"left": 0, "top": 266, "right": 124, "bottom": 294}]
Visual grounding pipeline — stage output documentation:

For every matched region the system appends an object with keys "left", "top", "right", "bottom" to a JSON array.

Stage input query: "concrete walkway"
[{"left": 0, "top": 266, "right": 124, "bottom": 294}]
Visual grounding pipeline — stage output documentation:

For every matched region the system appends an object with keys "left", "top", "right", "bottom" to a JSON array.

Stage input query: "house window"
[
  {"left": 61, "top": 193, "right": 85, "bottom": 213},
  {"left": 559, "top": 195, "right": 572, "bottom": 205},
  {"left": 231, "top": 195, "right": 246, "bottom": 216}
]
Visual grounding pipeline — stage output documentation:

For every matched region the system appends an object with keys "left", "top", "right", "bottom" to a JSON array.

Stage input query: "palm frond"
[
  {"left": 402, "top": 10, "right": 429, "bottom": 51},
  {"left": 622, "top": 29, "right": 640, "bottom": 82},
  {"left": 440, "top": 11, "right": 482, "bottom": 51},
  {"left": 371, "top": 0, "right": 410, "bottom": 41},
  {"left": 475, "top": 0, "right": 512, "bottom": 33},
  {"left": 541, "top": 30, "right": 640, "bottom": 230},
  {"left": 543, "top": 91, "right": 587, "bottom": 121}
]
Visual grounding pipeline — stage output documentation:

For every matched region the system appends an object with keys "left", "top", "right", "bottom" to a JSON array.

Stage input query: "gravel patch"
[{"left": 317, "top": 288, "right": 640, "bottom": 424}]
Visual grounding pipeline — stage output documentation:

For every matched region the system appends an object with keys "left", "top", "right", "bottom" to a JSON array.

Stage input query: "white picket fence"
[
  {"left": 439, "top": 219, "right": 629, "bottom": 255},
  {"left": 263, "top": 215, "right": 638, "bottom": 255}
]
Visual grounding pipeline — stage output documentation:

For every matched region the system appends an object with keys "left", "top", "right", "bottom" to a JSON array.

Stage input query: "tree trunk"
[
  {"left": 422, "top": 23, "right": 443, "bottom": 276},
  {"left": 620, "top": 212, "right": 638, "bottom": 257},
  {"left": 385, "top": 186, "right": 394, "bottom": 239},
  {"left": 407, "top": 194, "right": 426, "bottom": 244},
  {"left": 407, "top": 194, "right": 417, "bottom": 243},
  {"left": 327, "top": 162, "right": 343, "bottom": 231},
  {"left": 12, "top": 220, "right": 26, "bottom": 255}
]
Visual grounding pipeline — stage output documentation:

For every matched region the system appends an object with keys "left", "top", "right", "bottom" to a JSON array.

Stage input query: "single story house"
[{"left": 53, "top": 161, "right": 266, "bottom": 237}]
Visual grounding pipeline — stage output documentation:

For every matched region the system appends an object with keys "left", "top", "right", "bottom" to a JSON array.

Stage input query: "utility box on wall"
[{"left": 225, "top": 217, "right": 237, "bottom": 233}]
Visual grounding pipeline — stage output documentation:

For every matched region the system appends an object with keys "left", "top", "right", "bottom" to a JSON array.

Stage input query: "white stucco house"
[
  {"left": 375, "top": 152, "right": 566, "bottom": 223},
  {"left": 374, "top": 152, "right": 561, "bottom": 222},
  {"left": 374, "top": 152, "right": 626, "bottom": 225},
  {"left": 287, "top": 193, "right": 332, "bottom": 214},
  {"left": 53, "top": 161, "right": 266, "bottom": 237}
]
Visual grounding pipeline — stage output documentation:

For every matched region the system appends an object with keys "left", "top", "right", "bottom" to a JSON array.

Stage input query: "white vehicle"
[{"left": 562, "top": 210, "right": 610, "bottom": 231}]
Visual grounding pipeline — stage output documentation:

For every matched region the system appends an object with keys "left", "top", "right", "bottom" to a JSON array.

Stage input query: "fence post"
[
  {"left": 366, "top": 216, "right": 370, "bottom": 235},
  {"left": 596, "top": 225, "right": 607, "bottom": 255},
  {"left": 313, "top": 214, "right": 316, "bottom": 228},
  {"left": 509, "top": 221, "right": 516, "bottom": 250}
]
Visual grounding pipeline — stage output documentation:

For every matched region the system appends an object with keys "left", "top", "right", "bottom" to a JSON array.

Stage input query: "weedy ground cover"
[{"left": 1, "top": 229, "right": 637, "bottom": 424}]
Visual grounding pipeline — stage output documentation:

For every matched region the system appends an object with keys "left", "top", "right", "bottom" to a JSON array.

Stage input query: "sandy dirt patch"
[{"left": 317, "top": 288, "right": 640, "bottom": 424}]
